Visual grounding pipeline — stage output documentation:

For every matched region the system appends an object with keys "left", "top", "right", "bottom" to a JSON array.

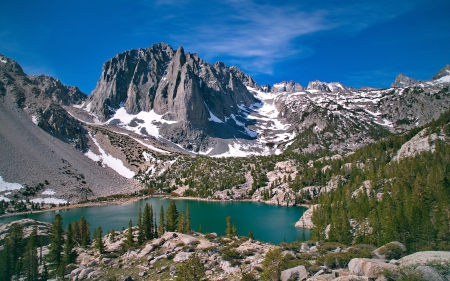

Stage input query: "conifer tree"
[
  {"left": 178, "top": 211, "right": 185, "bottom": 233},
  {"left": 110, "top": 228, "right": 115, "bottom": 243},
  {"left": 248, "top": 229, "right": 254, "bottom": 240},
  {"left": 79, "top": 216, "right": 90, "bottom": 247},
  {"left": 94, "top": 226, "right": 105, "bottom": 254},
  {"left": 71, "top": 220, "right": 80, "bottom": 246},
  {"left": 143, "top": 203, "right": 153, "bottom": 240},
  {"left": 48, "top": 214, "right": 64, "bottom": 266},
  {"left": 185, "top": 203, "right": 191, "bottom": 232},
  {"left": 63, "top": 222, "right": 77, "bottom": 264},
  {"left": 158, "top": 205, "right": 165, "bottom": 236},
  {"left": 225, "top": 216, "right": 237, "bottom": 238},
  {"left": 261, "top": 248, "right": 284, "bottom": 281},
  {"left": 137, "top": 208, "right": 144, "bottom": 245},
  {"left": 166, "top": 201, "right": 178, "bottom": 232},
  {"left": 124, "top": 219, "right": 134, "bottom": 249},
  {"left": 23, "top": 222, "right": 39, "bottom": 281}
]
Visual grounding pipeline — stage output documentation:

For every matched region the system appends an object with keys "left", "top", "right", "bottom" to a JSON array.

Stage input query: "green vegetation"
[{"left": 310, "top": 110, "right": 450, "bottom": 252}]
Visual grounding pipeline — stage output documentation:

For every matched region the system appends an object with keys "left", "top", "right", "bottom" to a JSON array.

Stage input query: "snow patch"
[
  {"left": 204, "top": 102, "right": 223, "bottom": 123},
  {"left": 31, "top": 198, "right": 67, "bottom": 204},
  {"left": 31, "top": 116, "right": 39, "bottom": 125},
  {"left": 0, "top": 176, "right": 23, "bottom": 192},
  {"left": 86, "top": 133, "right": 135, "bottom": 178},
  {"left": 42, "top": 189, "right": 56, "bottom": 195},
  {"left": 107, "top": 107, "right": 177, "bottom": 138},
  {"left": 0, "top": 59, "right": 7, "bottom": 64},
  {"left": 0, "top": 195, "right": 11, "bottom": 202}
]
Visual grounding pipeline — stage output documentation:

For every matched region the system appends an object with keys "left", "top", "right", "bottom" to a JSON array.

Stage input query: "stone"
[
  {"left": 220, "top": 260, "right": 241, "bottom": 274},
  {"left": 295, "top": 205, "right": 319, "bottom": 228},
  {"left": 122, "top": 277, "right": 134, "bottom": 281},
  {"left": 173, "top": 251, "right": 193, "bottom": 262},
  {"left": 87, "top": 270, "right": 103, "bottom": 279},
  {"left": 78, "top": 267, "right": 94, "bottom": 280},
  {"left": 137, "top": 243, "right": 154, "bottom": 258},
  {"left": 371, "top": 241, "right": 406, "bottom": 260},
  {"left": 415, "top": 266, "right": 445, "bottom": 281},
  {"left": 398, "top": 251, "right": 450, "bottom": 266},
  {"left": 306, "top": 274, "right": 333, "bottom": 280},
  {"left": 157, "top": 265, "right": 168, "bottom": 273},
  {"left": 348, "top": 258, "right": 398, "bottom": 278},
  {"left": 281, "top": 265, "right": 308, "bottom": 281},
  {"left": 333, "top": 275, "right": 369, "bottom": 281},
  {"left": 138, "top": 271, "right": 147, "bottom": 277}
]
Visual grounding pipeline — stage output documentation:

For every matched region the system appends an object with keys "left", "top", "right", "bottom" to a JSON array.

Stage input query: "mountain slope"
[{"left": 0, "top": 55, "right": 143, "bottom": 203}]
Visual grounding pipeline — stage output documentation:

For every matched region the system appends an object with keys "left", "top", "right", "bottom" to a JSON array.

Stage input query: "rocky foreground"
[{"left": 1, "top": 219, "right": 450, "bottom": 281}]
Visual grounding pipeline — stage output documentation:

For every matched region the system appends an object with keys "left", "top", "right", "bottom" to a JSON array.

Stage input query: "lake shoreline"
[{"left": 0, "top": 194, "right": 310, "bottom": 219}]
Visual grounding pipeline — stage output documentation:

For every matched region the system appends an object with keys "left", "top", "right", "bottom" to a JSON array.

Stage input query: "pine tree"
[
  {"left": 124, "top": 219, "right": 134, "bottom": 250},
  {"left": 143, "top": 203, "right": 154, "bottom": 240},
  {"left": 8, "top": 222, "right": 25, "bottom": 277},
  {"left": 199, "top": 224, "right": 202, "bottom": 234},
  {"left": 248, "top": 229, "right": 254, "bottom": 240},
  {"left": 63, "top": 222, "right": 77, "bottom": 264},
  {"left": 175, "top": 252, "right": 205, "bottom": 281},
  {"left": 48, "top": 214, "right": 64, "bottom": 266},
  {"left": 158, "top": 205, "right": 165, "bottom": 236},
  {"left": 137, "top": 208, "right": 144, "bottom": 245},
  {"left": 71, "top": 220, "right": 80, "bottom": 246},
  {"left": 94, "top": 226, "right": 105, "bottom": 254},
  {"left": 185, "top": 203, "right": 191, "bottom": 233},
  {"left": 79, "top": 216, "right": 90, "bottom": 247},
  {"left": 166, "top": 201, "right": 179, "bottom": 232},
  {"left": 110, "top": 228, "right": 115, "bottom": 243},
  {"left": 0, "top": 235, "right": 13, "bottom": 280},
  {"left": 261, "top": 248, "right": 284, "bottom": 281},
  {"left": 178, "top": 211, "right": 185, "bottom": 233},
  {"left": 225, "top": 216, "right": 237, "bottom": 238}
]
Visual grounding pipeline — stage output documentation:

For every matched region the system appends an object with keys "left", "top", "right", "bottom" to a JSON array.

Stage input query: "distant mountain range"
[{"left": 0, "top": 43, "right": 449, "bottom": 202}]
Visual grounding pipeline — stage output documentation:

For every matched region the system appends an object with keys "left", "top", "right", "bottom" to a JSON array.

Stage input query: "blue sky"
[{"left": 1, "top": 0, "right": 449, "bottom": 93}]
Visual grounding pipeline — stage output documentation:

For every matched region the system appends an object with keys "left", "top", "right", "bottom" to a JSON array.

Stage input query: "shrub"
[
  {"left": 317, "top": 242, "right": 347, "bottom": 254},
  {"left": 378, "top": 243, "right": 404, "bottom": 260}
]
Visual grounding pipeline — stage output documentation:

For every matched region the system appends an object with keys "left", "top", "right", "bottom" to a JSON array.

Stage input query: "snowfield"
[{"left": 0, "top": 176, "right": 23, "bottom": 192}]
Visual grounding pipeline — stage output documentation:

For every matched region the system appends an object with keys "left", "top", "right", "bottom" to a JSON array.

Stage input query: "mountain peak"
[
  {"left": 431, "top": 65, "right": 450, "bottom": 80},
  {"left": 272, "top": 80, "right": 303, "bottom": 93},
  {"left": 306, "top": 80, "right": 346, "bottom": 93},
  {"left": 391, "top": 73, "right": 417, "bottom": 88}
]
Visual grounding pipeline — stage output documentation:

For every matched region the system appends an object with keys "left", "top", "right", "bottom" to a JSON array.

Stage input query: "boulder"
[
  {"left": 77, "top": 267, "right": 94, "bottom": 280},
  {"left": 333, "top": 276, "right": 369, "bottom": 281},
  {"left": 87, "top": 270, "right": 102, "bottom": 279},
  {"left": 137, "top": 243, "right": 154, "bottom": 258},
  {"left": 173, "top": 251, "right": 193, "bottom": 262},
  {"left": 415, "top": 266, "right": 445, "bottom": 281},
  {"left": 281, "top": 265, "right": 308, "bottom": 281},
  {"left": 220, "top": 260, "right": 241, "bottom": 274},
  {"left": 371, "top": 241, "right": 406, "bottom": 260},
  {"left": 306, "top": 274, "right": 333, "bottom": 280},
  {"left": 398, "top": 251, "right": 450, "bottom": 266},
  {"left": 348, "top": 258, "right": 398, "bottom": 278}
]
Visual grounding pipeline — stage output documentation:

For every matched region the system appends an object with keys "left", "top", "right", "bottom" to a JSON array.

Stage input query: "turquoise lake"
[{"left": 0, "top": 198, "right": 310, "bottom": 244}]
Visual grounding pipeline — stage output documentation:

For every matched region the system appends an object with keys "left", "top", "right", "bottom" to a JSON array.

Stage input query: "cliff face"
[
  {"left": 0, "top": 54, "right": 88, "bottom": 151},
  {"left": 87, "top": 43, "right": 259, "bottom": 151}
]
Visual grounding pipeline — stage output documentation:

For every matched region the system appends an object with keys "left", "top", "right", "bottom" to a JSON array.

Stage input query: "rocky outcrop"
[
  {"left": 281, "top": 265, "right": 308, "bottom": 281},
  {"left": 272, "top": 81, "right": 304, "bottom": 93},
  {"left": 431, "top": 65, "right": 450, "bottom": 80},
  {"left": 393, "top": 128, "right": 444, "bottom": 161},
  {"left": 0, "top": 54, "right": 88, "bottom": 151},
  {"left": 391, "top": 74, "right": 417, "bottom": 88},
  {"left": 348, "top": 258, "right": 398, "bottom": 278},
  {"left": 371, "top": 241, "right": 407, "bottom": 260},
  {"left": 0, "top": 219, "right": 52, "bottom": 246},
  {"left": 295, "top": 204, "right": 319, "bottom": 229},
  {"left": 398, "top": 251, "right": 450, "bottom": 266}
]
